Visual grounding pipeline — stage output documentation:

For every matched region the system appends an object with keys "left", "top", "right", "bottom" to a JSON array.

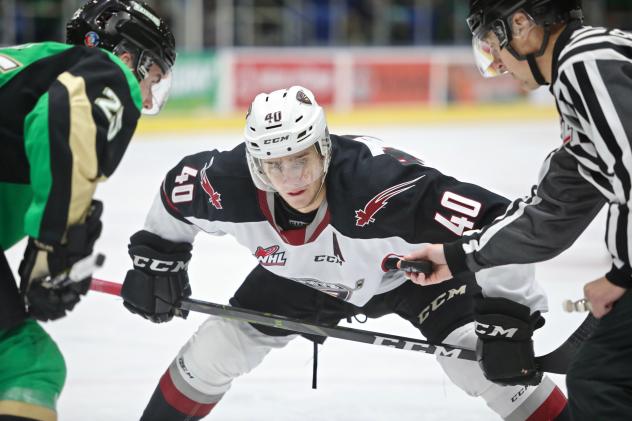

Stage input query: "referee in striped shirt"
[{"left": 403, "top": 1, "right": 632, "bottom": 419}]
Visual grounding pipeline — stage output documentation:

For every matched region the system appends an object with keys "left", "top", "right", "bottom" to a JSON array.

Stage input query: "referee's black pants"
[{"left": 566, "top": 289, "right": 632, "bottom": 420}]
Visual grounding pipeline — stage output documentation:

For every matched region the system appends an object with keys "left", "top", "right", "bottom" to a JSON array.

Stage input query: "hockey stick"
[{"left": 90, "top": 277, "right": 595, "bottom": 374}]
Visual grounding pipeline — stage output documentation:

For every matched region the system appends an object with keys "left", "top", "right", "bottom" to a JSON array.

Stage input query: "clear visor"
[
  {"left": 142, "top": 70, "right": 172, "bottom": 115},
  {"left": 255, "top": 146, "right": 325, "bottom": 193},
  {"left": 472, "top": 33, "right": 507, "bottom": 78}
]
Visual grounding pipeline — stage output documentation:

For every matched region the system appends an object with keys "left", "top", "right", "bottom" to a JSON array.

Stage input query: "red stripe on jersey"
[
  {"left": 526, "top": 386, "right": 567, "bottom": 421},
  {"left": 280, "top": 227, "right": 306, "bottom": 245},
  {"left": 162, "top": 182, "right": 180, "bottom": 213},
  {"left": 257, "top": 190, "right": 330, "bottom": 245},
  {"left": 158, "top": 370, "right": 216, "bottom": 417},
  {"left": 257, "top": 190, "right": 307, "bottom": 245}
]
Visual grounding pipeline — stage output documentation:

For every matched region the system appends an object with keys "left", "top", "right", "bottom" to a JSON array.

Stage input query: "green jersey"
[{"left": 0, "top": 41, "right": 142, "bottom": 250}]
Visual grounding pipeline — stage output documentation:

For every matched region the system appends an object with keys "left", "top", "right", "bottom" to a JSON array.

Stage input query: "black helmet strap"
[
  {"left": 527, "top": 53, "right": 548, "bottom": 85},
  {"left": 66, "top": 0, "right": 175, "bottom": 80},
  {"left": 505, "top": 27, "right": 552, "bottom": 86}
]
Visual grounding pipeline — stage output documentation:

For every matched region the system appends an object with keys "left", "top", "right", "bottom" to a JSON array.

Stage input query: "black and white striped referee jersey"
[{"left": 446, "top": 21, "right": 632, "bottom": 289}]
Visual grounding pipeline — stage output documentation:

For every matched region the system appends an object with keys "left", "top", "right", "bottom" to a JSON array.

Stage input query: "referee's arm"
[{"left": 443, "top": 147, "right": 606, "bottom": 276}]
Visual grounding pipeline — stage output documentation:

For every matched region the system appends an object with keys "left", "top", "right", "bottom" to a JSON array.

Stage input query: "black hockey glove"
[
  {"left": 474, "top": 295, "right": 544, "bottom": 386},
  {"left": 121, "top": 230, "right": 192, "bottom": 323},
  {"left": 19, "top": 200, "right": 103, "bottom": 321}
]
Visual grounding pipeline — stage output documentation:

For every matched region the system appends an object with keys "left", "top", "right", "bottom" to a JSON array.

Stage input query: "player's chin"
[{"left": 521, "top": 78, "right": 540, "bottom": 91}]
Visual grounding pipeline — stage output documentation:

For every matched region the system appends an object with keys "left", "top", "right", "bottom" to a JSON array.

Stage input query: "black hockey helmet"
[
  {"left": 467, "top": 0, "right": 582, "bottom": 84},
  {"left": 467, "top": 0, "right": 583, "bottom": 48},
  {"left": 66, "top": 0, "right": 176, "bottom": 79}
]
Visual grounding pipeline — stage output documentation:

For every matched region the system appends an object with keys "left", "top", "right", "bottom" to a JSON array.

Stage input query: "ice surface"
[{"left": 5, "top": 120, "right": 605, "bottom": 420}]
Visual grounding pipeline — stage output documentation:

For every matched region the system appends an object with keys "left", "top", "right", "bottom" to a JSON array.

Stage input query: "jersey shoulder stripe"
[{"left": 558, "top": 27, "right": 632, "bottom": 72}]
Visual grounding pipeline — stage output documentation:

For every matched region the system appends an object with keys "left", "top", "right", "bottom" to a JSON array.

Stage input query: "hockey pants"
[{"left": 141, "top": 317, "right": 567, "bottom": 420}]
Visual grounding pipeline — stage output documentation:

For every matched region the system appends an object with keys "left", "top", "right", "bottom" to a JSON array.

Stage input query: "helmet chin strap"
[
  {"left": 527, "top": 54, "right": 548, "bottom": 85},
  {"left": 506, "top": 28, "right": 551, "bottom": 86}
]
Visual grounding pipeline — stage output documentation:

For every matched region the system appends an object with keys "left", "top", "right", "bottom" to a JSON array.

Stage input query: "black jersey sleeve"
[
  {"left": 147, "top": 144, "right": 261, "bottom": 241},
  {"left": 329, "top": 135, "right": 511, "bottom": 244},
  {"left": 159, "top": 150, "right": 220, "bottom": 224},
  {"left": 408, "top": 165, "right": 510, "bottom": 244},
  {"left": 378, "top": 142, "right": 547, "bottom": 311},
  {"left": 330, "top": 136, "right": 546, "bottom": 310},
  {"left": 378, "top": 144, "right": 511, "bottom": 244},
  {"left": 443, "top": 147, "right": 605, "bottom": 277},
  {"left": 23, "top": 46, "right": 141, "bottom": 245}
]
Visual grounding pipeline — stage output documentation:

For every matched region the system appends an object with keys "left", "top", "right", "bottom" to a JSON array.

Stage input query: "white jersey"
[{"left": 143, "top": 134, "right": 548, "bottom": 311}]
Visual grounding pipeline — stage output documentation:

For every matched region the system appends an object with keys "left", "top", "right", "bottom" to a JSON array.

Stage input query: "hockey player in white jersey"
[{"left": 120, "top": 86, "right": 569, "bottom": 420}]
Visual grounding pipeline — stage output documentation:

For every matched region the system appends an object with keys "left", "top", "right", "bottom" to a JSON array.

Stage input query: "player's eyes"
[{"left": 264, "top": 162, "right": 282, "bottom": 171}]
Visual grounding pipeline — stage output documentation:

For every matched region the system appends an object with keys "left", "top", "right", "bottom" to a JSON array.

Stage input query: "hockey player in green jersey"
[{"left": 0, "top": 1, "right": 175, "bottom": 419}]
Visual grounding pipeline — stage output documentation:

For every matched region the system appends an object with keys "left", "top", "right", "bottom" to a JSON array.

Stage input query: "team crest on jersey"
[
  {"left": 255, "top": 245, "right": 287, "bottom": 266},
  {"left": 291, "top": 278, "right": 364, "bottom": 301},
  {"left": 355, "top": 176, "right": 425, "bottom": 227},
  {"left": 200, "top": 158, "right": 223, "bottom": 210}
]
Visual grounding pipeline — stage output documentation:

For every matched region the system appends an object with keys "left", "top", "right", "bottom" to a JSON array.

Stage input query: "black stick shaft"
[
  {"left": 180, "top": 298, "right": 477, "bottom": 362},
  {"left": 91, "top": 278, "right": 593, "bottom": 374}
]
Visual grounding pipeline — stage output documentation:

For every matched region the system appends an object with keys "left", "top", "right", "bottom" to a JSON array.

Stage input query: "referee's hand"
[{"left": 584, "top": 276, "right": 626, "bottom": 319}]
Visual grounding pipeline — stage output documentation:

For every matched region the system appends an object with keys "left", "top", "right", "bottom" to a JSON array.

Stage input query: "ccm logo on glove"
[
  {"left": 132, "top": 255, "right": 188, "bottom": 272},
  {"left": 475, "top": 322, "right": 518, "bottom": 338}
]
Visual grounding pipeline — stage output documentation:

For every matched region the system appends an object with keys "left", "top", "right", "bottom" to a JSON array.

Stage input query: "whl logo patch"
[
  {"left": 355, "top": 176, "right": 425, "bottom": 227},
  {"left": 255, "top": 245, "right": 287, "bottom": 266}
]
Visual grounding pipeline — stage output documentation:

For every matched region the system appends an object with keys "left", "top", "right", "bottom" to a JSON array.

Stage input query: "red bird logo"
[
  {"left": 200, "top": 157, "right": 223, "bottom": 210},
  {"left": 355, "top": 176, "right": 425, "bottom": 227},
  {"left": 255, "top": 245, "right": 279, "bottom": 258}
]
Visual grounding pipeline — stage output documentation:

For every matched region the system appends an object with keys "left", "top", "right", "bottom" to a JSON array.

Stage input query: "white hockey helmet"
[{"left": 244, "top": 86, "right": 332, "bottom": 192}]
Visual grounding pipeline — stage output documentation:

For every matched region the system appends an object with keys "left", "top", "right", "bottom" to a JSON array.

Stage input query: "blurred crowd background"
[
  {"left": 2, "top": 0, "right": 631, "bottom": 119},
  {"left": 2, "top": 0, "right": 630, "bottom": 48}
]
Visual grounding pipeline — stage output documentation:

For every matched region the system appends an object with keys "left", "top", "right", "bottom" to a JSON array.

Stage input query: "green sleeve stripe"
[
  {"left": 0, "top": 42, "right": 73, "bottom": 89},
  {"left": 105, "top": 51, "right": 143, "bottom": 112},
  {"left": 22, "top": 93, "right": 53, "bottom": 239}
]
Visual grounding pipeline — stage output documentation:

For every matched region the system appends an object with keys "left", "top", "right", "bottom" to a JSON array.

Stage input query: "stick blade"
[{"left": 535, "top": 314, "right": 598, "bottom": 374}]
